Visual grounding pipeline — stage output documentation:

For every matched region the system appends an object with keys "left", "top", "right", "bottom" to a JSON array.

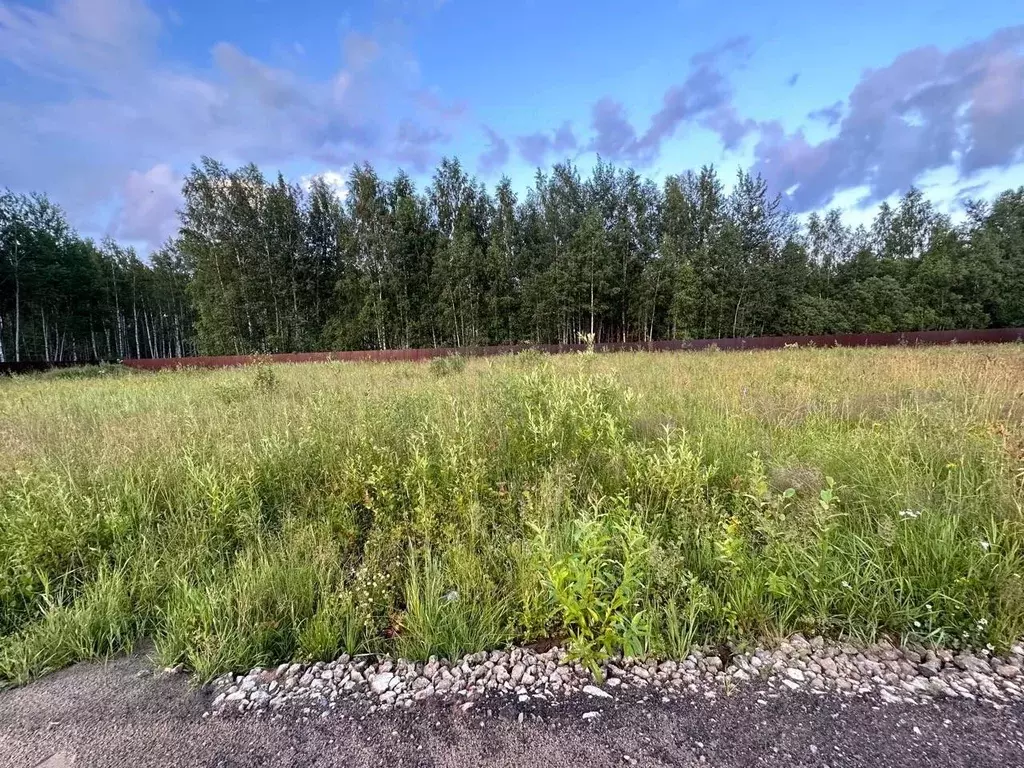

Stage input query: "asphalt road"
[{"left": 2, "top": 652, "right": 1024, "bottom": 768}]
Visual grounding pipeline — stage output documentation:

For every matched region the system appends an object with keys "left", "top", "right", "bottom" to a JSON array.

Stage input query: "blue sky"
[{"left": 1, "top": 0, "right": 1022, "bottom": 252}]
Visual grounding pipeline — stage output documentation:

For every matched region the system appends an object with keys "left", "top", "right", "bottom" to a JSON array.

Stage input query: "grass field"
[{"left": 1, "top": 346, "right": 1023, "bottom": 684}]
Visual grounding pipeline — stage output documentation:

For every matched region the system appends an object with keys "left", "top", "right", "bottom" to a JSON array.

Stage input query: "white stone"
[{"left": 371, "top": 672, "right": 394, "bottom": 694}]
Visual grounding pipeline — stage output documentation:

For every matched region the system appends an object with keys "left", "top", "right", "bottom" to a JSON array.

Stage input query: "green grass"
[{"left": 1, "top": 346, "right": 1023, "bottom": 684}]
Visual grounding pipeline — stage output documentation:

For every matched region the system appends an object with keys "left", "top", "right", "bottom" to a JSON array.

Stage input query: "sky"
[{"left": 1, "top": 0, "right": 1023, "bottom": 253}]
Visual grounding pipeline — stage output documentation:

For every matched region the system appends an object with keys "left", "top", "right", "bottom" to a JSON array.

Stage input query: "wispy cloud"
[
  {"left": 753, "top": 25, "right": 1024, "bottom": 211},
  {"left": 478, "top": 126, "right": 510, "bottom": 174},
  {"left": 524, "top": 36, "right": 754, "bottom": 167},
  {"left": 0, "top": 0, "right": 460, "bottom": 248}
]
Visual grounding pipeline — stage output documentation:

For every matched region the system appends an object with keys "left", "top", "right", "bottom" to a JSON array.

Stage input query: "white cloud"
[
  {"left": 752, "top": 26, "right": 1024, "bottom": 211},
  {"left": 300, "top": 170, "right": 350, "bottom": 201},
  {"left": 115, "top": 163, "right": 182, "bottom": 249},
  {"left": 0, "top": 0, "right": 160, "bottom": 85},
  {"left": 0, "top": 0, "right": 461, "bottom": 249}
]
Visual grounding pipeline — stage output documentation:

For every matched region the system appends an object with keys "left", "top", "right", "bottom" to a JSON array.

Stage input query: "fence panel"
[{"left": 112, "top": 327, "right": 1024, "bottom": 372}]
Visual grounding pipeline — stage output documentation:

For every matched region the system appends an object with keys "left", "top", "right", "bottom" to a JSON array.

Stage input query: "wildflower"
[
  {"left": 986, "top": 643, "right": 995, "bottom": 653},
  {"left": 979, "top": 540, "right": 991, "bottom": 552},
  {"left": 913, "top": 620, "right": 922, "bottom": 628},
  {"left": 841, "top": 580, "right": 851, "bottom": 589},
  {"left": 925, "top": 604, "right": 933, "bottom": 611},
  {"left": 899, "top": 509, "right": 922, "bottom": 519}
]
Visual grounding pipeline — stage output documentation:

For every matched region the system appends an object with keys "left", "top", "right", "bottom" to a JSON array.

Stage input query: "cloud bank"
[
  {"left": 0, "top": 0, "right": 460, "bottom": 248},
  {"left": 1, "top": 0, "right": 1022, "bottom": 250},
  {"left": 514, "top": 27, "right": 1024, "bottom": 211},
  {"left": 752, "top": 26, "right": 1024, "bottom": 210}
]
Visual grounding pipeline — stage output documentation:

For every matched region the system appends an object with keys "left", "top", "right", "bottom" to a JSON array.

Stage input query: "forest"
[
  {"left": 0, "top": 192, "right": 194, "bottom": 363},
  {"left": 2, "top": 157, "right": 1023, "bottom": 361}
]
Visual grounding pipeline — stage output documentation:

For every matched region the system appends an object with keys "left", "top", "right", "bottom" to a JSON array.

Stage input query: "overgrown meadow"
[{"left": 1, "top": 346, "right": 1023, "bottom": 684}]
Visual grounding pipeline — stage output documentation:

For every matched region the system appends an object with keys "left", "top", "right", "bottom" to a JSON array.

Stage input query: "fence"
[
  {"left": 114, "top": 327, "right": 1024, "bottom": 372},
  {"left": 4, "top": 328, "right": 1021, "bottom": 375}
]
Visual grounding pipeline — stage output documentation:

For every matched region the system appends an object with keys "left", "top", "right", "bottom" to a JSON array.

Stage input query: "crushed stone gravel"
[{"left": 3, "top": 647, "right": 1024, "bottom": 768}]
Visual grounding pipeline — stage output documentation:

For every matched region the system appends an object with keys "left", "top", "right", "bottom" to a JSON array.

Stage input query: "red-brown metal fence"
[{"left": 115, "top": 327, "right": 1024, "bottom": 372}]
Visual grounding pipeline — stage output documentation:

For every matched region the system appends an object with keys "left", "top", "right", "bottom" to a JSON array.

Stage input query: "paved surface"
[{"left": 2, "top": 652, "right": 1024, "bottom": 767}]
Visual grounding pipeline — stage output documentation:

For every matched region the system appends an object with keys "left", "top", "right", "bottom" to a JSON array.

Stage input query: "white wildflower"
[
  {"left": 913, "top": 620, "right": 922, "bottom": 628},
  {"left": 979, "top": 540, "right": 991, "bottom": 552},
  {"left": 841, "top": 580, "right": 851, "bottom": 589},
  {"left": 899, "top": 509, "right": 922, "bottom": 519}
]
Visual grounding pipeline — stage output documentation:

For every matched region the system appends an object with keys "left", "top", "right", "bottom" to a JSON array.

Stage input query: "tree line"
[
  {"left": 0, "top": 191, "right": 194, "bottom": 363},
  {"left": 2, "top": 156, "right": 1024, "bottom": 361}
]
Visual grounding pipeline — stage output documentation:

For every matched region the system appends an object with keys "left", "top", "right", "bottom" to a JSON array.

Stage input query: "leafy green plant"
[
  {"left": 252, "top": 364, "right": 279, "bottom": 394},
  {"left": 658, "top": 586, "right": 711, "bottom": 659},
  {"left": 429, "top": 354, "right": 467, "bottom": 378},
  {"left": 536, "top": 499, "right": 651, "bottom": 676},
  {"left": 0, "top": 564, "right": 143, "bottom": 684},
  {"left": 297, "top": 593, "right": 373, "bottom": 660}
]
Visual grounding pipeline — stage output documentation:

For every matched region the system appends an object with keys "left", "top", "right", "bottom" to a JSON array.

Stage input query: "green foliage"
[
  {"left": 656, "top": 587, "right": 711, "bottom": 659},
  {"left": 0, "top": 564, "right": 144, "bottom": 683},
  {"left": 1, "top": 347, "right": 1023, "bottom": 684},
  {"left": 428, "top": 354, "right": 467, "bottom": 378},
  {"left": 396, "top": 549, "right": 512, "bottom": 661},
  {"left": 512, "top": 349, "right": 546, "bottom": 368},
  {"left": 209, "top": 365, "right": 281, "bottom": 403},
  {"left": 155, "top": 522, "right": 346, "bottom": 680},
  {"left": 0, "top": 189, "right": 196, "bottom": 364},
  {"left": 252, "top": 363, "right": 279, "bottom": 394},
  {"left": 532, "top": 499, "right": 651, "bottom": 675},
  {"left": 7, "top": 164, "right": 1024, "bottom": 366},
  {"left": 34, "top": 364, "right": 131, "bottom": 381}
]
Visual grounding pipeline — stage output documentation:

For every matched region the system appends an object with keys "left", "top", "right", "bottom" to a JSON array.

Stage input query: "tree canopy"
[{"left": 3, "top": 157, "right": 1024, "bottom": 361}]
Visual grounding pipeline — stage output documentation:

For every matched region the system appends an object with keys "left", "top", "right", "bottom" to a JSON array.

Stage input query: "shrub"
[
  {"left": 252, "top": 363, "right": 279, "bottom": 394},
  {"left": 532, "top": 498, "right": 651, "bottom": 675},
  {"left": 428, "top": 354, "right": 467, "bottom": 378},
  {"left": 36, "top": 363, "right": 130, "bottom": 381}
]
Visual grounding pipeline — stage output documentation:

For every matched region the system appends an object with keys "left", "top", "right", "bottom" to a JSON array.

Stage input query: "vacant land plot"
[{"left": 1, "top": 347, "right": 1023, "bottom": 685}]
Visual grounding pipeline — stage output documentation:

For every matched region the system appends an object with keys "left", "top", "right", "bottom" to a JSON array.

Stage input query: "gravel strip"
[
  {"left": 4, "top": 646, "right": 1024, "bottom": 767},
  {"left": 204, "top": 634, "right": 1024, "bottom": 721}
]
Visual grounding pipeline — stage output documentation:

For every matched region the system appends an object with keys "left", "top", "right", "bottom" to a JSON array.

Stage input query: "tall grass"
[{"left": 1, "top": 346, "right": 1022, "bottom": 683}]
